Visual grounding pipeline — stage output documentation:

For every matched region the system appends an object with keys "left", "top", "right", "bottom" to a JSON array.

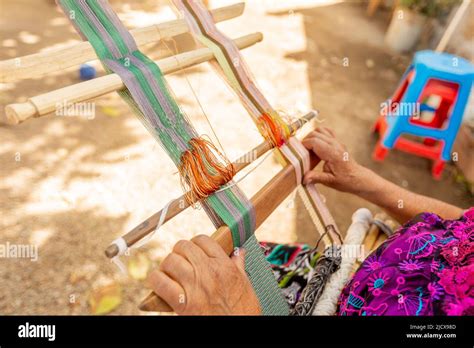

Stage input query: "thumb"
[
  {"left": 231, "top": 248, "right": 246, "bottom": 274},
  {"left": 303, "top": 170, "right": 334, "bottom": 186}
]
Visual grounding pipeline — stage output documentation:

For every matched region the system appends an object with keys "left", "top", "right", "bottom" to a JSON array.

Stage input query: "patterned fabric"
[
  {"left": 291, "top": 245, "right": 342, "bottom": 316},
  {"left": 338, "top": 207, "right": 474, "bottom": 316},
  {"left": 261, "top": 242, "right": 320, "bottom": 308}
]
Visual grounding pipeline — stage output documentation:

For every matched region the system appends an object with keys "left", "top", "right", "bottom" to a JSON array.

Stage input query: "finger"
[
  {"left": 230, "top": 248, "right": 247, "bottom": 275},
  {"left": 323, "top": 161, "right": 332, "bottom": 173},
  {"left": 307, "top": 127, "right": 337, "bottom": 141},
  {"left": 313, "top": 131, "right": 335, "bottom": 145},
  {"left": 303, "top": 170, "right": 335, "bottom": 185},
  {"left": 302, "top": 137, "right": 334, "bottom": 159},
  {"left": 303, "top": 130, "right": 319, "bottom": 140},
  {"left": 303, "top": 128, "right": 334, "bottom": 145},
  {"left": 147, "top": 270, "right": 186, "bottom": 312},
  {"left": 303, "top": 130, "right": 330, "bottom": 144},
  {"left": 159, "top": 252, "right": 194, "bottom": 284},
  {"left": 319, "top": 127, "right": 336, "bottom": 138},
  {"left": 173, "top": 239, "right": 208, "bottom": 266},
  {"left": 191, "top": 234, "right": 227, "bottom": 259},
  {"left": 302, "top": 135, "right": 329, "bottom": 149}
]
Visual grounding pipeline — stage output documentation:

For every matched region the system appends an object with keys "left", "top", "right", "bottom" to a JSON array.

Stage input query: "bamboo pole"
[
  {"left": 4, "top": 33, "right": 261, "bottom": 123},
  {"left": 0, "top": 3, "right": 245, "bottom": 83},
  {"left": 105, "top": 111, "right": 317, "bottom": 259},
  {"left": 3, "top": 32, "right": 263, "bottom": 125},
  {"left": 139, "top": 144, "right": 321, "bottom": 312}
]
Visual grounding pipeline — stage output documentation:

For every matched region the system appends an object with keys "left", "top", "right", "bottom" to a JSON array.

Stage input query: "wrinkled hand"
[
  {"left": 302, "top": 127, "right": 370, "bottom": 194},
  {"left": 147, "top": 235, "right": 261, "bottom": 315}
]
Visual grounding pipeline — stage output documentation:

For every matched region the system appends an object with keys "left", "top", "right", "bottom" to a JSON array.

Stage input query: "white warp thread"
[
  {"left": 111, "top": 237, "right": 128, "bottom": 274},
  {"left": 312, "top": 208, "right": 373, "bottom": 315}
]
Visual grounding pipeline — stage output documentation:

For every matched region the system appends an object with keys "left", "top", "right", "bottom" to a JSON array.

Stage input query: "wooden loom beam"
[
  {"left": 139, "top": 142, "right": 321, "bottom": 313},
  {"left": 3, "top": 32, "right": 263, "bottom": 125},
  {"left": 0, "top": 3, "right": 245, "bottom": 83},
  {"left": 105, "top": 111, "right": 317, "bottom": 259}
]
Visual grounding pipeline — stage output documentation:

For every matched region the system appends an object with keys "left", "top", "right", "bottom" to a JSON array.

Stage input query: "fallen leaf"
[
  {"left": 88, "top": 283, "right": 122, "bottom": 315},
  {"left": 101, "top": 106, "right": 120, "bottom": 118}
]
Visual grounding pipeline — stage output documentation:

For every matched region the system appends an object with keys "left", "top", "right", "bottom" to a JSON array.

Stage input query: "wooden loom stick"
[
  {"left": 0, "top": 3, "right": 245, "bottom": 83},
  {"left": 362, "top": 215, "right": 384, "bottom": 255},
  {"left": 354, "top": 222, "right": 381, "bottom": 270},
  {"left": 361, "top": 212, "right": 398, "bottom": 258},
  {"left": 139, "top": 142, "right": 321, "bottom": 313},
  {"left": 105, "top": 111, "right": 317, "bottom": 259},
  {"left": 436, "top": 0, "right": 471, "bottom": 53},
  {"left": 3, "top": 32, "right": 263, "bottom": 125}
]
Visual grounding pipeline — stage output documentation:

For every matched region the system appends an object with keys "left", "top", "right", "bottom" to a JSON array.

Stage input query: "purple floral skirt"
[{"left": 337, "top": 207, "right": 474, "bottom": 316}]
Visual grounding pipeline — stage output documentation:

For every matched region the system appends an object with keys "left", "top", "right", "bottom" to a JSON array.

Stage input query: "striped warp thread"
[
  {"left": 59, "top": 0, "right": 236, "bottom": 206},
  {"left": 175, "top": 0, "right": 291, "bottom": 148},
  {"left": 174, "top": 0, "right": 342, "bottom": 249},
  {"left": 57, "top": 0, "right": 255, "bottom": 247}
]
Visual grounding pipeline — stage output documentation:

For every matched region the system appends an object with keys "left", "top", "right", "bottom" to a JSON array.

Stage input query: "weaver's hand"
[
  {"left": 302, "top": 127, "right": 371, "bottom": 194},
  {"left": 147, "top": 235, "right": 261, "bottom": 315}
]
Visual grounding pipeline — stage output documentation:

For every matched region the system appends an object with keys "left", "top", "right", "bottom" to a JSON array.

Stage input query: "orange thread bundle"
[
  {"left": 257, "top": 113, "right": 290, "bottom": 148},
  {"left": 179, "top": 137, "right": 235, "bottom": 204}
]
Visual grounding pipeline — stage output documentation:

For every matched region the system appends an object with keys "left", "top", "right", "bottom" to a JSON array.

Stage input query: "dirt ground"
[{"left": 1, "top": 0, "right": 472, "bottom": 315}]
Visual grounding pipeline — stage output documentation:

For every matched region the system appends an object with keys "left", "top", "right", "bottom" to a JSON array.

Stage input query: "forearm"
[
  {"left": 355, "top": 167, "right": 464, "bottom": 224},
  {"left": 301, "top": 128, "right": 464, "bottom": 224}
]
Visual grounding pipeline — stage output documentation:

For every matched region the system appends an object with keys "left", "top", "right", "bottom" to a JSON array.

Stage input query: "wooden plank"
[
  {"left": 0, "top": 3, "right": 245, "bottom": 83},
  {"left": 3, "top": 33, "right": 263, "bottom": 125}
]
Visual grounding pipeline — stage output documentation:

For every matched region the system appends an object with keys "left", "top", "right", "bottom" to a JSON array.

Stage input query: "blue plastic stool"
[{"left": 381, "top": 50, "right": 474, "bottom": 162}]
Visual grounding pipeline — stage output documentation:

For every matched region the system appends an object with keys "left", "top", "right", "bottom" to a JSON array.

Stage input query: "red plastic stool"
[
  {"left": 373, "top": 116, "right": 446, "bottom": 179},
  {"left": 373, "top": 74, "right": 460, "bottom": 180},
  {"left": 372, "top": 51, "right": 473, "bottom": 180}
]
